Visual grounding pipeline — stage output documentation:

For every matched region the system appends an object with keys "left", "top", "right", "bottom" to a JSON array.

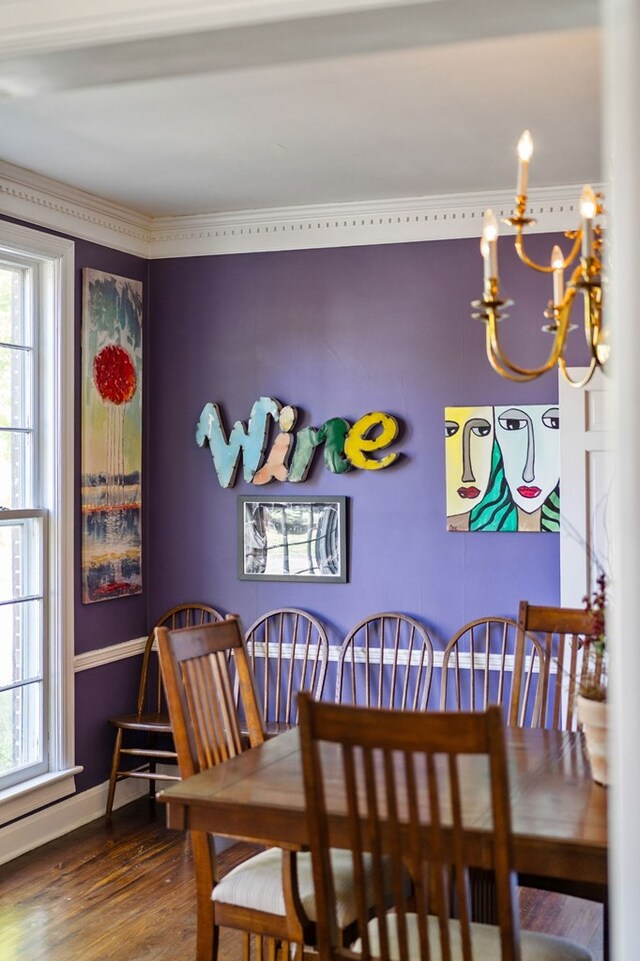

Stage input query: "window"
[{"left": 0, "top": 222, "right": 77, "bottom": 822}]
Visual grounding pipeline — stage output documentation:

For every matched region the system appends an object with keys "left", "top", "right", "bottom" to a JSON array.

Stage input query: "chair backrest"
[
  {"left": 156, "top": 615, "right": 265, "bottom": 779},
  {"left": 440, "top": 617, "right": 546, "bottom": 727},
  {"left": 517, "top": 602, "right": 595, "bottom": 730},
  {"left": 244, "top": 608, "right": 329, "bottom": 725},
  {"left": 138, "top": 603, "right": 222, "bottom": 717},
  {"left": 335, "top": 613, "right": 434, "bottom": 711},
  {"left": 298, "top": 697, "right": 520, "bottom": 961}
]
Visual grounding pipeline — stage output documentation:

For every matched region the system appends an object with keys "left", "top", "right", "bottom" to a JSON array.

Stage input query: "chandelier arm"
[
  {"left": 584, "top": 284, "right": 604, "bottom": 355},
  {"left": 485, "top": 289, "right": 576, "bottom": 378},
  {"left": 557, "top": 356, "right": 598, "bottom": 388},
  {"left": 514, "top": 234, "right": 553, "bottom": 273},
  {"left": 561, "top": 233, "right": 584, "bottom": 270},
  {"left": 485, "top": 323, "right": 541, "bottom": 382},
  {"left": 514, "top": 228, "right": 583, "bottom": 274}
]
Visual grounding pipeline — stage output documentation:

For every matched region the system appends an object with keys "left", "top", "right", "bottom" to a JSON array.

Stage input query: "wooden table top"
[{"left": 158, "top": 725, "right": 608, "bottom": 896}]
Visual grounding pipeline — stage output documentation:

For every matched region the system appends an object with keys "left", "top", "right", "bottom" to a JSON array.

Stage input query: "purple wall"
[
  {"left": 147, "top": 232, "right": 582, "bottom": 658},
  {"left": 2, "top": 213, "right": 587, "bottom": 800}
]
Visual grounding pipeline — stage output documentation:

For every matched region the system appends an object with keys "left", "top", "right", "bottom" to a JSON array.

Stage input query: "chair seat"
[
  {"left": 109, "top": 712, "right": 172, "bottom": 732},
  {"left": 361, "top": 914, "right": 592, "bottom": 961},
  {"left": 213, "top": 847, "right": 392, "bottom": 929}
]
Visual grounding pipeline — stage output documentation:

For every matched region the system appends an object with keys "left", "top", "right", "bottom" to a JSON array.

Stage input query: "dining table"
[{"left": 158, "top": 724, "right": 607, "bottom": 904}]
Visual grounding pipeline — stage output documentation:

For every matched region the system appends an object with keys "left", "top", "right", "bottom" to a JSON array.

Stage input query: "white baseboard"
[
  {"left": 0, "top": 764, "right": 240, "bottom": 866},
  {"left": 0, "top": 775, "right": 149, "bottom": 866}
]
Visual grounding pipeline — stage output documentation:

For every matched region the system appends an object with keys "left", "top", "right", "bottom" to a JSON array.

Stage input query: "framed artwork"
[
  {"left": 445, "top": 404, "right": 560, "bottom": 532},
  {"left": 81, "top": 269, "right": 143, "bottom": 602},
  {"left": 238, "top": 495, "right": 347, "bottom": 582}
]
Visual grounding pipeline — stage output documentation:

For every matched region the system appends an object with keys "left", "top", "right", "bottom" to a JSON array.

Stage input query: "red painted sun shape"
[{"left": 93, "top": 344, "right": 137, "bottom": 405}]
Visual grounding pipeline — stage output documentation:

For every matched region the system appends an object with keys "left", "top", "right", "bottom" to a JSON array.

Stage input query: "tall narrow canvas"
[
  {"left": 81, "top": 270, "right": 143, "bottom": 602},
  {"left": 445, "top": 404, "right": 560, "bottom": 532}
]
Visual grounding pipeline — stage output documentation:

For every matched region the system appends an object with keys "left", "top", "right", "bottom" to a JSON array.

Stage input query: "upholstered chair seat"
[
  {"left": 361, "top": 914, "right": 592, "bottom": 961},
  {"left": 214, "top": 847, "right": 397, "bottom": 928}
]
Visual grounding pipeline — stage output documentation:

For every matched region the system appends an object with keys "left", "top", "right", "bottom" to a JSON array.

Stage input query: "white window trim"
[{"left": 0, "top": 220, "right": 77, "bottom": 825}]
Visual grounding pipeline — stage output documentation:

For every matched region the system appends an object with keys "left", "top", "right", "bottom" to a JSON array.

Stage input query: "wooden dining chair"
[
  {"left": 517, "top": 602, "right": 597, "bottom": 731},
  {"left": 335, "top": 612, "right": 434, "bottom": 711},
  {"left": 439, "top": 616, "right": 547, "bottom": 728},
  {"left": 156, "top": 615, "right": 375, "bottom": 961},
  {"left": 244, "top": 608, "right": 329, "bottom": 733},
  {"left": 298, "top": 696, "right": 592, "bottom": 961},
  {"left": 105, "top": 602, "right": 222, "bottom": 819}
]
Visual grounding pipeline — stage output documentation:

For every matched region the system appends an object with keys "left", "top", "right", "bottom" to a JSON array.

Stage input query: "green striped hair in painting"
[
  {"left": 470, "top": 443, "right": 561, "bottom": 532},
  {"left": 469, "top": 440, "right": 517, "bottom": 531},
  {"left": 541, "top": 483, "right": 560, "bottom": 531}
]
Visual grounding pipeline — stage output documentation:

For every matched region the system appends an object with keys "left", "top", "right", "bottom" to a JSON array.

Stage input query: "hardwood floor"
[{"left": 0, "top": 798, "right": 604, "bottom": 961}]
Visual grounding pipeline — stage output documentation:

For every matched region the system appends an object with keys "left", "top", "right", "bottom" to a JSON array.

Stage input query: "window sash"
[
  {"left": 0, "top": 262, "right": 46, "bottom": 792},
  {"left": 0, "top": 221, "right": 75, "bottom": 816}
]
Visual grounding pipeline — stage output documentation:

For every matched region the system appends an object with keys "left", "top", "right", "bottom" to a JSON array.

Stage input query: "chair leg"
[
  {"left": 242, "top": 932, "right": 251, "bottom": 961},
  {"left": 148, "top": 735, "right": 157, "bottom": 802},
  {"left": 196, "top": 899, "right": 218, "bottom": 961},
  {"left": 105, "top": 727, "right": 123, "bottom": 819}
]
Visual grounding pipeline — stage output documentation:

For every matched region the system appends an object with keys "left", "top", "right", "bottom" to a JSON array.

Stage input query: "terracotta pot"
[{"left": 577, "top": 694, "right": 609, "bottom": 786}]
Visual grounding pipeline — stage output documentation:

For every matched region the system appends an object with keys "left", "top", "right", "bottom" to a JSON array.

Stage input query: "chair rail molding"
[
  {"left": 74, "top": 633, "right": 544, "bottom": 675},
  {"left": 74, "top": 637, "right": 147, "bottom": 673},
  {"left": 0, "top": 160, "right": 604, "bottom": 259}
]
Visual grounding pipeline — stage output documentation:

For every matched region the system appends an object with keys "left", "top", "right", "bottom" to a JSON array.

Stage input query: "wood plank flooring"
[{"left": 0, "top": 798, "right": 604, "bottom": 961}]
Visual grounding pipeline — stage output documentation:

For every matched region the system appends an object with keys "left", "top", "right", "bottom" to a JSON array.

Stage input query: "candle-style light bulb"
[
  {"left": 580, "top": 184, "right": 597, "bottom": 260},
  {"left": 551, "top": 245, "right": 564, "bottom": 306},
  {"left": 580, "top": 184, "right": 597, "bottom": 220},
  {"left": 516, "top": 129, "right": 533, "bottom": 197},
  {"left": 481, "top": 210, "right": 499, "bottom": 283}
]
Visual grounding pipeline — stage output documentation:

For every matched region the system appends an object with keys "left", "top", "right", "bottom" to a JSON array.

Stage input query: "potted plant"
[{"left": 575, "top": 571, "right": 609, "bottom": 785}]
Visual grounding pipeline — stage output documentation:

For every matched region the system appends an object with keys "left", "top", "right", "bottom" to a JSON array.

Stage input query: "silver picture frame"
[{"left": 238, "top": 495, "right": 347, "bottom": 582}]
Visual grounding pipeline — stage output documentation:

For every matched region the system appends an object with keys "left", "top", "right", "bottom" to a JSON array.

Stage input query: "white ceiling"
[{"left": 0, "top": 0, "right": 603, "bottom": 219}]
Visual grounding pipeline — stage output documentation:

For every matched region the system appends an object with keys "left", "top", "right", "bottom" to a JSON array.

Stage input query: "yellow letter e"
[{"left": 344, "top": 412, "right": 400, "bottom": 470}]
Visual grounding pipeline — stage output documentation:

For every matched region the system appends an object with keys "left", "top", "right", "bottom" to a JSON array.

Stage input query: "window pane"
[
  {"left": 0, "top": 599, "right": 43, "bottom": 686},
  {"left": 0, "top": 344, "right": 32, "bottom": 430},
  {"left": 0, "top": 516, "right": 42, "bottom": 603},
  {"left": 0, "top": 681, "right": 43, "bottom": 777},
  {"left": 0, "top": 264, "right": 30, "bottom": 347},
  {"left": 0, "top": 430, "right": 32, "bottom": 509}
]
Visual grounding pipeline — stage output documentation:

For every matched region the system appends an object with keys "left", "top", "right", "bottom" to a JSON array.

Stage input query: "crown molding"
[
  {"left": 148, "top": 185, "right": 605, "bottom": 258},
  {"left": 0, "top": 159, "right": 606, "bottom": 259},
  {"left": 0, "top": 160, "right": 152, "bottom": 258},
  {"left": 0, "top": 0, "right": 414, "bottom": 57}
]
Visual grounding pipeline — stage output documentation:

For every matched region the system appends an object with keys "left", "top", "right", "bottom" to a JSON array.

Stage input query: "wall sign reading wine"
[{"left": 196, "top": 397, "right": 400, "bottom": 488}]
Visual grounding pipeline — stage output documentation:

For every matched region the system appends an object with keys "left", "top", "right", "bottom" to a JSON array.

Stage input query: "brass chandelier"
[{"left": 471, "top": 130, "right": 607, "bottom": 388}]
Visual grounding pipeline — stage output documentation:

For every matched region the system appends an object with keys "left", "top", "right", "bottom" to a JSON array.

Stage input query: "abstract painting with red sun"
[{"left": 81, "top": 269, "right": 143, "bottom": 603}]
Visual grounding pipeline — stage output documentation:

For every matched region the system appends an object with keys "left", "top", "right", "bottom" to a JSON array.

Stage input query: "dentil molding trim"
[
  {"left": 0, "top": 160, "right": 152, "bottom": 258},
  {"left": 0, "top": 159, "right": 606, "bottom": 260}
]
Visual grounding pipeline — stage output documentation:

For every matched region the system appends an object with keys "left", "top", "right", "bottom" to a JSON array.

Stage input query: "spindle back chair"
[
  {"left": 335, "top": 612, "right": 434, "bottom": 711},
  {"left": 105, "top": 602, "right": 222, "bottom": 818},
  {"left": 440, "top": 616, "right": 547, "bottom": 727},
  {"left": 244, "top": 608, "right": 329, "bottom": 732}
]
